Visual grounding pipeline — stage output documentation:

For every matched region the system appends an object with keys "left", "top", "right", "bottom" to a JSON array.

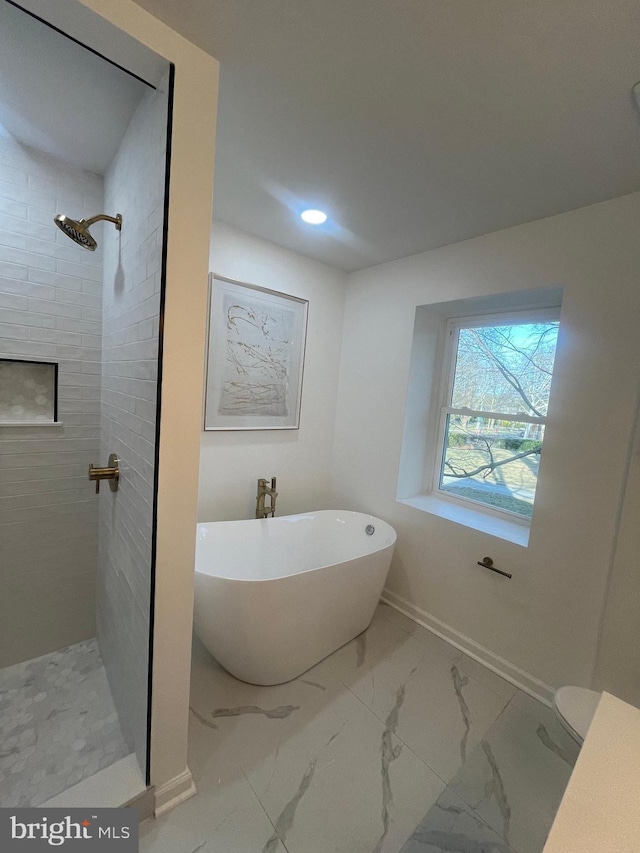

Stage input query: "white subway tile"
[
  {"left": 27, "top": 297, "right": 83, "bottom": 319},
  {"left": 0, "top": 292, "right": 28, "bottom": 311},
  {"left": 24, "top": 189, "right": 57, "bottom": 214},
  {"left": 27, "top": 205, "right": 58, "bottom": 227},
  {"left": 55, "top": 288, "right": 101, "bottom": 308},
  {"left": 56, "top": 259, "right": 94, "bottom": 280},
  {"left": 59, "top": 372, "right": 100, "bottom": 388},
  {"left": 0, "top": 489, "right": 92, "bottom": 511},
  {"left": 28, "top": 268, "right": 82, "bottom": 290},
  {"left": 55, "top": 316, "right": 101, "bottom": 335},
  {"left": 27, "top": 172, "right": 56, "bottom": 194},
  {"left": 0, "top": 244, "right": 57, "bottom": 272},
  {"left": 0, "top": 260, "right": 27, "bottom": 280},
  {"left": 81, "top": 306, "right": 101, "bottom": 322},
  {"left": 27, "top": 235, "right": 81, "bottom": 262},
  {"left": 0, "top": 339, "right": 56, "bottom": 358},
  {"left": 55, "top": 187, "right": 86, "bottom": 210},
  {"left": 1, "top": 277, "right": 55, "bottom": 300},
  {"left": 81, "top": 280, "right": 102, "bottom": 297},
  {"left": 0, "top": 230, "right": 28, "bottom": 251},
  {"left": 0, "top": 212, "right": 56, "bottom": 241},
  {"left": 80, "top": 386, "right": 100, "bottom": 400},
  {"left": 0, "top": 197, "right": 27, "bottom": 219},
  {"left": 28, "top": 327, "right": 83, "bottom": 347},
  {"left": 0, "top": 321, "right": 29, "bottom": 341},
  {"left": 0, "top": 463, "right": 87, "bottom": 483},
  {"left": 2, "top": 307, "right": 55, "bottom": 328},
  {"left": 0, "top": 163, "right": 28, "bottom": 187}
]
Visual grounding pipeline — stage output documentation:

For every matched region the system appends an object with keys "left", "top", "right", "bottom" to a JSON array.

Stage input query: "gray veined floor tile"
[
  {"left": 188, "top": 634, "right": 346, "bottom": 780},
  {"left": 342, "top": 634, "right": 512, "bottom": 784},
  {"left": 505, "top": 689, "right": 554, "bottom": 720},
  {"left": 140, "top": 756, "right": 286, "bottom": 853},
  {"left": 377, "top": 604, "right": 464, "bottom": 664},
  {"left": 173, "top": 626, "right": 572, "bottom": 853},
  {"left": 450, "top": 693, "right": 579, "bottom": 853},
  {"left": 376, "top": 602, "right": 422, "bottom": 634},
  {"left": 190, "top": 633, "right": 446, "bottom": 852},
  {"left": 243, "top": 684, "right": 446, "bottom": 853},
  {"left": 295, "top": 604, "right": 425, "bottom": 692},
  {"left": 401, "top": 787, "right": 514, "bottom": 852},
  {"left": 453, "top": 656, "right": 517, "bottom": 704}
]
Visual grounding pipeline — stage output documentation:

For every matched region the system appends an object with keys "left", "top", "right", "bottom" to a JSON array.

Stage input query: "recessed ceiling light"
[{"left": 301, "top": 209, "right": 327, "bottom": 225}]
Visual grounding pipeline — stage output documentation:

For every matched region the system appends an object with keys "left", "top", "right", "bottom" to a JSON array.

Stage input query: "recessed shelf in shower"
[{"left": 0, "top": 358, "right": 59, "bottom": 426}]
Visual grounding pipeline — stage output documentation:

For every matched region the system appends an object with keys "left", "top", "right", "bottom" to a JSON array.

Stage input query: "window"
[{"left": 434, "top": 311, "right": 559, "bottom": 520}]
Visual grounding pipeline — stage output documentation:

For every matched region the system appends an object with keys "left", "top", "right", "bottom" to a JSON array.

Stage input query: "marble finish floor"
[
  {"left": 0, "top": 638, "right": 131, "bottom": 807},
  {"left": 142, "top": 604, "right": 579, "bottom": 853}
]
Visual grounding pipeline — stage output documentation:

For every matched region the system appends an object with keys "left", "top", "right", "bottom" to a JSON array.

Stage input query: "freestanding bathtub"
[{"left": 193, "top": 510, "right": 397, "bottom": 685}]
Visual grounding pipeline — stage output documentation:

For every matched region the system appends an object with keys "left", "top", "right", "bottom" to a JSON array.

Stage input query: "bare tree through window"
[{"left": 438, "top": 317, "right": 559, "bottom": 517}]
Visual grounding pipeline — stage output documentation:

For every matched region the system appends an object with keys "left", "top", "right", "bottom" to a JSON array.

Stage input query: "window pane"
[
  {"left": 451, "top": 321, "right": 559, "bottom": 417},
  {"left": 439, "top": 416, "right": 544, "bottom": 517}
]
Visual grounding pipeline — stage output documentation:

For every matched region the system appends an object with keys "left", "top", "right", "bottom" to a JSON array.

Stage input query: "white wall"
[
  {"left": 97, "top": 76, "right": 168, "bottom": 771},
  {"left": 593, "top": 398, "right": 640, "bottom": 707},
  {"left": 332, "top": 192, "right": 640, "bottom": 697},
  {"left": 199, "top": 221, "right": 347, "bottom": 522},
  {"left": 0, "top": 136, "right": 102, "bottom": 668}
]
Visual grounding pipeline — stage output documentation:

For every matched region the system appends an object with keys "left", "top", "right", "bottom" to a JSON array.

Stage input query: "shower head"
[{"left": 53, "top": 212, "right": 122, "bottom": 251}]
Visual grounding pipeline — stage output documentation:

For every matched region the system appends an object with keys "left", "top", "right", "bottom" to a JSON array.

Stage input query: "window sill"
[{"left": 398, "top": 493, "right": 530, "bottom": 547}]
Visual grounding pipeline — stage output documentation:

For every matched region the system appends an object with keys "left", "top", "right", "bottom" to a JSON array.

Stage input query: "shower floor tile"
[
  {"left": 141, "top": 604, "right": 577, "bottom": 853},
  {"left": 0, "top": 638, "right": 130, "bottom": 807}
]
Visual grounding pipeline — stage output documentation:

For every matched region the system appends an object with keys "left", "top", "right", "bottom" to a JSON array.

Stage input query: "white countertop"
[{"left": 544, "top": 691, "right": 640, "bottom": 852}]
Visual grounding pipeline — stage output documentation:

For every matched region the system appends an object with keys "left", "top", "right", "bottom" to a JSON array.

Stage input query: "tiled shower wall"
[
  {"left": 97, "top": 77, "right": 168, "bottom": 770},
  {"left": 0, "top": 137, "right": 103, "bottom": 668}
]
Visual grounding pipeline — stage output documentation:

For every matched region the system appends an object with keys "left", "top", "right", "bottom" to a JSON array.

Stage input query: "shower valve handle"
[{"left": 89, "top": 454, "right": 120, "bottom": 494}]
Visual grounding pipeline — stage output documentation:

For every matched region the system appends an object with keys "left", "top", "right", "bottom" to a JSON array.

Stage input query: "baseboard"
[
  {"left": 153, "top": 768, "right": 196, "bottom": 817},
  {"left": 381, "top": 588, "right": 555, "bottom": 707}
]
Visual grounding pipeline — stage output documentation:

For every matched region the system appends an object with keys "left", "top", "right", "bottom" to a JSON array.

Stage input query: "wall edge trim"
[
  {"left": 153, "top": 768, "right": 196, "bottom": 818},
  {"left": 381, "top": 588, "right": 555, "bottom": 706},
  {"left": 123, "top": 786, "right": 155, "bottom": 822}
]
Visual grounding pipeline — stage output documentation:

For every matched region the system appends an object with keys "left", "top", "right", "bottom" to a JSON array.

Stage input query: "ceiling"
[
  {"left": 127, "top": 0, "right": 640, "bottom": 272},
  {"left": 0, "top": 0, "right": 150, "bottom": 175},
  {"left": 4, "top": 1, "right": 640, "bottom": 268}
]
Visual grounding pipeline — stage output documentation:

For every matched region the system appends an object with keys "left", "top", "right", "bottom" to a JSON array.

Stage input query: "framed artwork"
[{"left": 204, "top": 274, "right": 308, "bottom": 430}]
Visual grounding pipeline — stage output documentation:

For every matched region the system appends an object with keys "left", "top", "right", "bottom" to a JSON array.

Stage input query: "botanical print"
[{"left": 219, "top": 292, "right": 296, "bottom": 417}]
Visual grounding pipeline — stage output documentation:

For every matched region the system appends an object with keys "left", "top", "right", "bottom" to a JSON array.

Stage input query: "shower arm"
[{"left": 84, "top": 213, "right": 122, "bottom": 230}]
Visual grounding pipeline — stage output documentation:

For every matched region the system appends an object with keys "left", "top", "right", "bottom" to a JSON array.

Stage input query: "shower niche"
[{"left": 0, "top": 358, "right": 59, "bottom": 426}]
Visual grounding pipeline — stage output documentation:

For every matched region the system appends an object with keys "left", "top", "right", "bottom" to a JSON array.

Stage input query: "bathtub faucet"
[{"left": 256, "top": 477, "right": 278, "bottom": 518}]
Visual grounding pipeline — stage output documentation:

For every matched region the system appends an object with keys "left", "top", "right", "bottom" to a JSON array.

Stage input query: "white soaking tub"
[{"left": 193, "top": 510, "right": 397, "bottom": 685}]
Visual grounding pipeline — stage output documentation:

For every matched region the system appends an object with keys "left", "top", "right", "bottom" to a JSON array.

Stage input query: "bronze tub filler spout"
[{"left": 256, "top": 477, "right": 278, "bottom": 518}]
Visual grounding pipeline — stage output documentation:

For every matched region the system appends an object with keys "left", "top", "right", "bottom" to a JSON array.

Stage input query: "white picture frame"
[{"left": 204, "top": 274, "right": 308, "bottom": 430}]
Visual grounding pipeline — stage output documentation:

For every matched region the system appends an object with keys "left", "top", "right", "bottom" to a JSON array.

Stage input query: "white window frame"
[{"left": 430, "top": 307, "right": 560, "bottom": 523}]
